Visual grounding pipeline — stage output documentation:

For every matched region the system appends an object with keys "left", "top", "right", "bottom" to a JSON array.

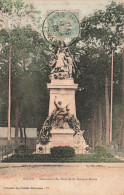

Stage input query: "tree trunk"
[
  {"left": 119, "top": 111, "right": 124, "bottom": 148},
  {"left": 105, "top": 76, "right": 110, "bottom": 146},
  {"left": 8, "top": 46, "right": 11, "bottom": 143},
  {"left": 91, "top": 118, "right": 95, "bottom": 149},
  {"left": 24, "top": 125, "right": 27, "bottom": 145},
  {"left": 97, "top": 102, "right": 102, "bottom": 145},
  {"left": 91, "top": 109, "right": 96, "bottom": 149},
  {"left": 102, "top": 115, "right": 106, "bottom": 147},
  {"left": 19, "top": 120, "right": 23, "bottom": 143},
  {"left": 110, "top": 50, "right": 113, "bottom": 143},
  {"left": 15, "top": 97, "right": 19, "bottom": 145},
  {"left": 120, "top": 110, "right": 124, "bottom": 148},
  {"left": 20, "top": 49, "right": 26, "bottom": 145},
  {"left": 21, "top": 49, "right": 26, "bottom": 71},
  {"left": 119, "top": 48, "right": 124, "bottom": 148}
]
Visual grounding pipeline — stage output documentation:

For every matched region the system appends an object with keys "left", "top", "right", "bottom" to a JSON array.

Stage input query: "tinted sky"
[{"left": 24, "top": 0, "right": 123, "bottom": 19}]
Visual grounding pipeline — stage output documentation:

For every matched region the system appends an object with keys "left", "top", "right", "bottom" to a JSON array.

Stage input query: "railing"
[
  {"left": 0, "top": 146, "right": 87, "bottom": 162},
  {"left": 0, "top": 145, "right": 35, "bottom": 161},
  {"left": 107, "top": 145, "right": 124, "bottom": 158},
  {"left": 0, "top": 145, "right": 13, "bottom": 161}
]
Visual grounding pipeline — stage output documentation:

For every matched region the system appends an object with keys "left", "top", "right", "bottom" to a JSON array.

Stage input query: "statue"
[
  {"left": 49, "top": 42, "right": 76, "bottom": 79},
  {"left": 38, "top": 96, "right": 83, "bottom": 145},
  {"left": 52, "top": 96, "right": 70, "bottom": 128},
  {"left": 65, "top": 51, "right": 76, "bottom": 78}
]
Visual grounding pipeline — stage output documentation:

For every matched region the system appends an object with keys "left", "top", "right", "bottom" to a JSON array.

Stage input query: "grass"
[
  {"left": 1, "top": 153, "right": 122, "bottom": 163},
  {"left": 1, "top": 146, "right": 123, "bottom": 163}
]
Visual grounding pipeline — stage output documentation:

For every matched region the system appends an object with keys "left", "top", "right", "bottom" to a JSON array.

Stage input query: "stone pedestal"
[
  {"left": 50, "top": 128, "right": 74, "bottom": 147},
  {"left": 36, "top": 128, "right": 88, "bottom": 154},
  {"left": 36, "top": 76, "right": 89, "bottom": 155},
  {"left": 47, "top": 78, "right": 78, "bottom": 116},
  {"left": 36, "top": 128, "right": 73, "bottom": 154}
]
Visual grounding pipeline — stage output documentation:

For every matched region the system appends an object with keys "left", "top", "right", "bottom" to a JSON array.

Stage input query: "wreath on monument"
[
  {"left": 68, "top": 115, "right": 80, "bottom": 136},
  {"left": 38, "top": 116, "right": 52, "bottom": 145},
  {"left": 38, "top": 112, "right": 80, "bottom": 145}
]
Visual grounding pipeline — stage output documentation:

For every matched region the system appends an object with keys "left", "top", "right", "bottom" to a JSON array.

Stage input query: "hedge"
[{"left": 50, "top": 146, "right": 75, "bottom": 158}]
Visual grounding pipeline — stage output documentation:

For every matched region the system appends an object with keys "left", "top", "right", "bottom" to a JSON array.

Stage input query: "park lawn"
[
  {"left": 1, "top": 153, "right": 122, "bottom": 163},
  {"left": 1, "top": 145, "right": 123, "bottom": 163}
]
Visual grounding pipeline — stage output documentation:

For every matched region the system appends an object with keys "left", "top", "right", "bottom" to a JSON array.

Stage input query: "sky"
[{"left": 23, "top": 0, "right": 124, "bottom": 20}]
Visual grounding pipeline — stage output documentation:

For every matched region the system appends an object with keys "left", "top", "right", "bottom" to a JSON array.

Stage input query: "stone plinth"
[
  {"left": 50, "top": 128, "right": 74, "bottom": 147},
  {"left": 36, "top": 128, "right": 74, "bottom": 154},
  {"left": 36, "top": 128, "right": 89, "bottom": 154},
  {"left": 47, "top": 78, "right": 78, "bottom": 116}
]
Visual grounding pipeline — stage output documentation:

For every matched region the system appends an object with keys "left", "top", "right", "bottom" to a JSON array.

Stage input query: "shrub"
[
  {"left": 50, "top": 146, "right": 75, "bottom": 158},
  {"left": 91, "top": 145, "right": 114, "bottom": 158},
  {"left": 15, "top": 144, "right": 29, "bottom": 156},
  {"left": 94, "top": 145, "right": 107, "bottom": 153}
]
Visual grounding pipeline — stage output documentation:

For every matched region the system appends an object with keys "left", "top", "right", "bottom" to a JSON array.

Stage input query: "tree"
[
  {"left": 70, "top": 1, "right": 124, "bottom": 148},
  {"left": 119, "top": 48, "right": 124, "bottom": 148},
  {"left": 0, "top": 0, "right": 45, "bottom": 144}
]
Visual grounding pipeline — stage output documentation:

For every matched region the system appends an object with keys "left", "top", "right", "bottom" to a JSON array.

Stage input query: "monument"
[{"left": 36, "top": 11, "right": 88, "bottom": 154}]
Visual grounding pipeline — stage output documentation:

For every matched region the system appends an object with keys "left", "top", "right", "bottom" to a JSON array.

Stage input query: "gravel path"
[{"left": 0, "top": 163, "right": 124, "bottom": 195}]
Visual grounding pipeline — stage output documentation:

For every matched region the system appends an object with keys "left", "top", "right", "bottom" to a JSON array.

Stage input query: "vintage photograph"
[{"left": 0, "top": 0, "right": 124, "bottom": 194}]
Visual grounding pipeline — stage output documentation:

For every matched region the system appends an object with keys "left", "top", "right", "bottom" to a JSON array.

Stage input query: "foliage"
[
  {"left": 38, "top": 113, "right": 81, "bottom": 144},
  {"left": 90, "top": 145, "right": 114, "bottom": 158},
  {"left": 68, "top": 115, "right": 80, "bottom": 135},
  {"left": 0, "top": 0, "right": 50, "bottom": 128},
  {"left": 0, "top": 144, "right": 13, "bottom": 158},
  {"left": 0, "top": 0, "right": 40, "bottom": 31},
  {"left": 38, "top": 117, "right": 52, "bottom": 145},
  {"left": 15, "top": 144, "right": 29, "bottom": 155},
  {"left": 50, "top": 146, "right": 75, "bottom": 158},
  {"left": 0, "top": 27, "right": 50, "bottom": 127},
  {"left": 71, "top": 1, "right": 124, "bottom": 103},
  {"left": 69, "top": 1, "right": 124, "bottom": 144},
  {"left": 0, "top": 0, "right": 124, "bottom": 148},
  {"left": 2, "top": 150, "right": 122, "bottom": 163},
  {"left": 80, "top": 1, "right": 124, "bottom": 52}
]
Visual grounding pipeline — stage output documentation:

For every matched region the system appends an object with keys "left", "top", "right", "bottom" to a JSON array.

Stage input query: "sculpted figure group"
[
  {"left": 52, "top": 96, "right": 70, "bottom": 128},
  {"left": 49, "top": 42, "right": 76, "bottom": 79}
]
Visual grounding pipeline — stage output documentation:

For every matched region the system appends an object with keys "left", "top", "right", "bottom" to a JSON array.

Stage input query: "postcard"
[{"left": 0, "top": 0, "right": 124, "bottom": 194}]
